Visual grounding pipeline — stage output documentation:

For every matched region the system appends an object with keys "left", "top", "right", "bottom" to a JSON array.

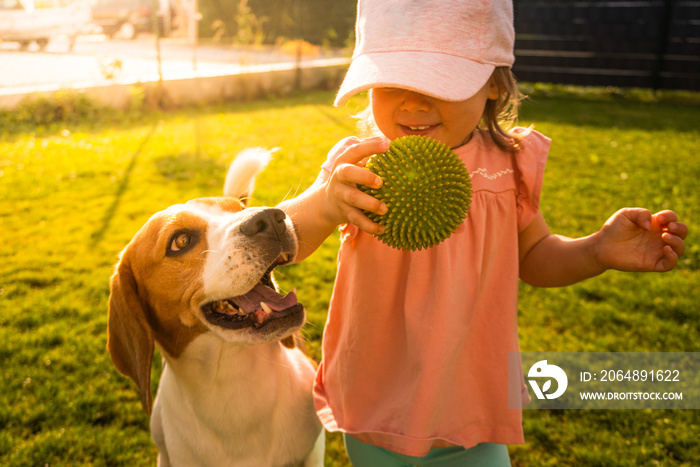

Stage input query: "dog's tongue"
[{"left": 231, "top": 284, "right": 298, "bottom": 314}]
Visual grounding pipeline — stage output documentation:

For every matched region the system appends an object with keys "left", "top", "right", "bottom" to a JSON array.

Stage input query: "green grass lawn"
[{"left": 0, "top": 89, "right": 698, "bottom": 466}]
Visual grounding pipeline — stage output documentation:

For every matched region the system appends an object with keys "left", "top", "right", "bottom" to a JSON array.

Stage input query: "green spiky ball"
[{"left": 360, "top": 135, "right": 472, "bottom": 251}]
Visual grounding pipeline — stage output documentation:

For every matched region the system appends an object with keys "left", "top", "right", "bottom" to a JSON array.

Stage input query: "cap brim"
[{"left": 334, "top": 51, "right": 496, "bottom": 106}]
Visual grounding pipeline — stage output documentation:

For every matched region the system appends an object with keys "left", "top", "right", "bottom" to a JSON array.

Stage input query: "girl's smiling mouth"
[{"left": 399, "top": 123, "right": 439, "bottom": 135}]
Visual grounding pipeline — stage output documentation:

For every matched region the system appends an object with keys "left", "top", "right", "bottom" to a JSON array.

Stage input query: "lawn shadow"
[{"left": 90, "top": 121, "right": 159, "bottom": 247}]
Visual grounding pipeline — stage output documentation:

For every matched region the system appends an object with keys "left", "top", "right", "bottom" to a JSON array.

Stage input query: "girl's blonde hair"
[
  {"left": 483, "top": 67, "right": 528, "bottom": 151},
  {"left": 355, "top": 66, "right": 527, "bottom": 152}
]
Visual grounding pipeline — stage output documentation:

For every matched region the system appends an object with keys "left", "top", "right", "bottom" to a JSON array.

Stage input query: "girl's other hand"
[
  {"left": 323, "top": 136, "right": 390, "bottom": 234},
  {"left": 594, "top": 208, "right": 688, "bottom": 273}
]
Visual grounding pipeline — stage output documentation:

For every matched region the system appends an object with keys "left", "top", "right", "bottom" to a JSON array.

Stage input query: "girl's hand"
[
  {"left": 594, "top": 208, "right": 688, "bottom": 273},
  {"left": 322, "top": 136, "right": 390, "bottom": 234}
]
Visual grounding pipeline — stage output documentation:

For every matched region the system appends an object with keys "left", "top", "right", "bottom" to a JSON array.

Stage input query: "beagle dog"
[{"left": 107, "top": 149, "right": 324, "bottom": 467}]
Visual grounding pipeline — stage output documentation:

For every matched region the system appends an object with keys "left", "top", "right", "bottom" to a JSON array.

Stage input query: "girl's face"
[{"left": 370, "top": 80, "right": 500, "bottom": 149}]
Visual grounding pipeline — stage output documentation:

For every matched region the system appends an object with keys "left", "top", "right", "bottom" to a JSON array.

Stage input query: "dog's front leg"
[
  {"left": 302, "top": 430, "right": 325, "bottom": 467},
  {"left": 156, "top": 451, "right": 172, "bottom": 467},
  {"left": 150, "top": 397, "right": 172, "bottom": 467}
]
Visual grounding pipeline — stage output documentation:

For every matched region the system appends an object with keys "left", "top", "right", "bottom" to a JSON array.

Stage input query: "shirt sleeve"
[{"left": 513, "top": 129, "right": 550, "bottom": 232}]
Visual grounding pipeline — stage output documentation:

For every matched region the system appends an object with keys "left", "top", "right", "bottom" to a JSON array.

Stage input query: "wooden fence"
[{"left": 512, "top": 0, "right": 700, "bottom": 91}]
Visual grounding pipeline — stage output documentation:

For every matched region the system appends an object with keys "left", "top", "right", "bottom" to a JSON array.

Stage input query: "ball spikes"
[{"left": 359, "top": 135, "right": 472, "bottom": 251}]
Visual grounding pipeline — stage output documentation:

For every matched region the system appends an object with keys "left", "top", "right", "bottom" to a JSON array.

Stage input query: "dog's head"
[{"left": 107, "top": 197, "right": 303, "bottom": 414}]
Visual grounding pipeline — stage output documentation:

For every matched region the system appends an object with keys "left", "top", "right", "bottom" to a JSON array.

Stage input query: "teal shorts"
[{"left": 344, "top": 434, "right": 511, "bottom": 467}]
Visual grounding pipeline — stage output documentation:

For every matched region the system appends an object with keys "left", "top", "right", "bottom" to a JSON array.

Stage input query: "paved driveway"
[{"left": 0, "top": 34, "right": 345, "bottom": 95}]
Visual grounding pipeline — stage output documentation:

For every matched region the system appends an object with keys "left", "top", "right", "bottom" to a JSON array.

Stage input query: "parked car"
[
  {"left": 91, "top": 0, "right": 176, "bottom": 39},
  {"left": 0, "top": 0, "right": 91, "bottom": 50}
]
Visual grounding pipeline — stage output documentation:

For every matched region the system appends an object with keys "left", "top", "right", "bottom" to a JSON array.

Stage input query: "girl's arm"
[
  {"left": 278, "top": 137, "right": 389, "bottom": 262},
  {"left": 519, "top": 209, "right": 688, "bottom": 287}
]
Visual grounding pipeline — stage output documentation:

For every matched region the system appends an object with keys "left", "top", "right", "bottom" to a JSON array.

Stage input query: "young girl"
[{"left": 280, "top": 0, "right": 688, "bottom": 465}]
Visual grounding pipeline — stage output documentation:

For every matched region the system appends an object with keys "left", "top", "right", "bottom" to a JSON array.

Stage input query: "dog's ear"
[{"left": 107, "top": 256, "right": 154, "bottom": 416}]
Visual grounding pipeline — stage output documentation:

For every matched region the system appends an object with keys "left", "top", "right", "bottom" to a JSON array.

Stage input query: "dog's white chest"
[{"left": 151, "top": 335, "right": 320, "bottom": 466}]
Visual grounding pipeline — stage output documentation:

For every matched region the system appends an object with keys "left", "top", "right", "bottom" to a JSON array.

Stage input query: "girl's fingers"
[
  {"left": 627, "top": 208, "right": 653, "bottom": 231},
  {"left": 653, "top": 210, "right": 678, "bottom": 227},
  {"left": 328, "top": 136, "right": 361, "bottom": 160},
  {"left": 345, "top": 207, "right": 385, "bottom": 235},
  {"left": 325, "top": 136, "right": 391, "bottom": 232},
  {"left": 662, "top": 231, "right": 686, "bottom": 258},
  {"left": 335, "top": 163, "right": 383, "bottom": 190},
  {"left": 654, "top": 211, "right": 688, "bottom": 257},
  {"left": 340, "top": 183, "right": 387, "bottom": 216},
  {"left": 336, "top": 136, "right": 390, "bottom": 166},
  {"left": 656, "top": 244, "right": 679, "bottom": 272},
  {"left": 665, "top": 221, "right": 688, "bottom": 240}
]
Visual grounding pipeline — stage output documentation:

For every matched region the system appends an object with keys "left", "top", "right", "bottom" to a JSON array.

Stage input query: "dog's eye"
[
  {"left": 167, "top": 230, "right": 198, "bottom": 256},
  {"left": 171, "top": 233, "right": 191, "bottom": 251}
]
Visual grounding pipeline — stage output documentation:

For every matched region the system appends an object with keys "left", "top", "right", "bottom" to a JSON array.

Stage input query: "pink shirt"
[{"left": 314, "top": 129, "right": 550, "bottom": 457}]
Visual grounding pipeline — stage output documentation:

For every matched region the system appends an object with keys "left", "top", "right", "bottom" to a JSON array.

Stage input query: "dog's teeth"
[
  {"left": 211, "top": 300, "right": 244, "bottom": 316},
  {"left": 260, "top": 302, "right": 273, "bottom": 314},
  {"left": 279, "top": 253, "right": 289, "bottom": 263}
]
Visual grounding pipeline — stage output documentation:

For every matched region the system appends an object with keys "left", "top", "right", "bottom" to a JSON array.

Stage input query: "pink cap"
[{"left": 335, "top": 0, "right": 515, "bottom": 106}]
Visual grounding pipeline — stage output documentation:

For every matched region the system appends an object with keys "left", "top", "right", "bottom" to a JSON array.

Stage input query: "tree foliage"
[{"left": 199, "top": 0, "right": 356, "bottom": 46}]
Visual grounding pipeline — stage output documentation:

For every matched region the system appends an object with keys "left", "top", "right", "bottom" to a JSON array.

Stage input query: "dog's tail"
[{"left": 224, "top": 148, "right": 278, "bottom": 204}]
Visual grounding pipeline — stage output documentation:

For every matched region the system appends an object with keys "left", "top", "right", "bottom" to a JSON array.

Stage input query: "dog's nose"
[{"left": 240, "top": 208, "right": 288, "bottom": 239}]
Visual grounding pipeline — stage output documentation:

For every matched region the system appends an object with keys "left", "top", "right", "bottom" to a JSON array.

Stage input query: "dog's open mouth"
[{"left": 202, "top": 253, "right": 304, "bottom": 331}]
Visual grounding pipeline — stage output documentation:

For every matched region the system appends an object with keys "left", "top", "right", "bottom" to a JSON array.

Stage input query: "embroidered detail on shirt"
[{"left": 470, "top": 168, "right": 514, "bottom": 181}]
